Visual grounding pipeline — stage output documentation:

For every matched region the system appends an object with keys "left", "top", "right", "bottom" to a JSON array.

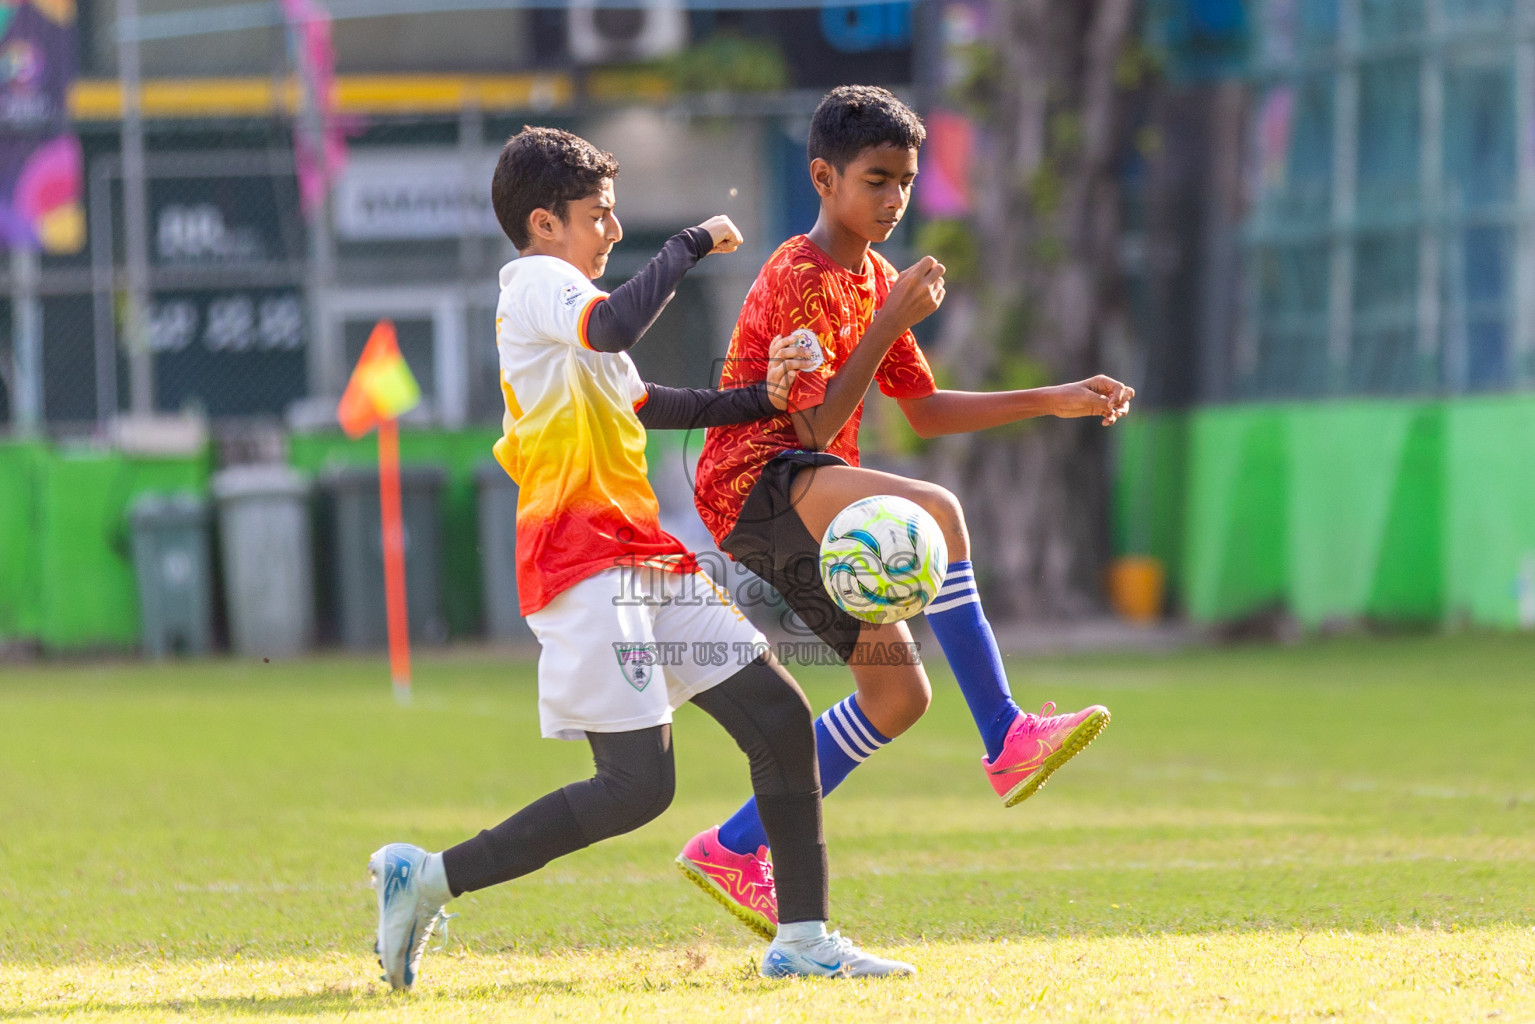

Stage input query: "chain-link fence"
[
  {"left": 1238, "top": 0, "right": 1535, "bottom": 400},
  {"left": 2, "top": 103, "right": 852, "bottom": 444}
]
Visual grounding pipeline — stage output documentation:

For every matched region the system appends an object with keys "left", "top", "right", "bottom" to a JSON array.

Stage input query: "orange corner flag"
[
  {"left": 337, "top": 320, "right": 421, "bottom": 438},
  {"left": 336, "top": 319, "right": 419, "bottom": 703}
]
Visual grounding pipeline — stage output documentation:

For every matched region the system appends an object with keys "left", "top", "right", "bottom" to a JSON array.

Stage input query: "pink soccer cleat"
[
  {"left": 983, "top": 702, "right": 1110, "bottom": 807},
  {"left": 675, "top": 826, "right": 778, "bottom": 939}
]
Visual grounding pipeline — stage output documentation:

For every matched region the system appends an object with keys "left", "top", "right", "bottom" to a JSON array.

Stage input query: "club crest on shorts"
[{"left": 614, "top": 642, "right": 659, "bottom": 691}]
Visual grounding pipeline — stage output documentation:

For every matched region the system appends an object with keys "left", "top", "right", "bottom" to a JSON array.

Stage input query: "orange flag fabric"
[{"left": 337, "top": 320, "right": 421, "bottom": 438}]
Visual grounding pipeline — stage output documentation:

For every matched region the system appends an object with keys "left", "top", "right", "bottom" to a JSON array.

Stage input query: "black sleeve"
[
  {"left": 584, "top": 227, "right": 714, "bottom": 353},
  {"left": 635, "top": 381, "right": 778, "bottom": 431}
]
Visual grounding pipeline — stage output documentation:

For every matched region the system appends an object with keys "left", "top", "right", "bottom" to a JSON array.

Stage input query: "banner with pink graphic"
[
  {"left": 0, "top": 0, "right": 83, "bottom": 253},
  {"left": 282, "top": 0, "right": 347, "bottom": 219}
]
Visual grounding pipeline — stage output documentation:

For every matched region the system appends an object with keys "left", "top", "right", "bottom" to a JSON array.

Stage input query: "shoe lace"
[
  {"left": 749, "top": 849, "right": 776, "bottom": 895},
  {"left": 415, "top": 907, "right": 458, "bottom": 960},
  {"left": 431, "top": 909, "right": 457, "bottom": 954},
  {"left": 1036, "top": 701, "right": 1057, "bottom": 718},
  {"left": 822, "top": 931, "right": 860, "bottom": 957}
]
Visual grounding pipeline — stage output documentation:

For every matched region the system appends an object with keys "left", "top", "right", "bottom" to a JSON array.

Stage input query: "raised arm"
[
  {"left": 896, "top": 376, "right": 1135, "bottom": 438},
  {"left": 789, "top": 256, "right": 946, "bottom": 450},
  {"left": 584, "top": 216, "right": 743, "bottom": 353}
]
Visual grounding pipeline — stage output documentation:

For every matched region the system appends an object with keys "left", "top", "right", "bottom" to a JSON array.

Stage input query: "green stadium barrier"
[
  {"left": 1112, "top": 411, "right": 1190, "bottom": 600},
  {"left": 1444, "top": 397, "right": 1535, "bottom": 628},
  {"left": 0, "top": 441, "right": 211, "bottom": 651},
  {"left": 0, "top": 427, "right": 681, "bottom": 652},
  {"left": 1125, "top": 395, "right": 1535, "bottom": 628},
  {"left": 1286, "top": 404, "right": 1443, "bottom": 624},
  {"left": 0, "top": 441, "right": 47, "bottom": 643},
  {"left": 13, "top": 395, "right": 1529, "bottom": 649}
]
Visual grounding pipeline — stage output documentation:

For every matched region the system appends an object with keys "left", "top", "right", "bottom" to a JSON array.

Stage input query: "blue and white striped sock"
[
  {"left": 925, "top": 560, "right": 1021, "bottom": 760},
  {"left": 715, "top": 695, "right": 890, "bottom": 856}
]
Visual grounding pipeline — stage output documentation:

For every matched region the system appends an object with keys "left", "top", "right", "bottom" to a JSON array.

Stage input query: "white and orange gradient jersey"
[{"left": 492, "top": 255, "right": 694, "bottom": 615}]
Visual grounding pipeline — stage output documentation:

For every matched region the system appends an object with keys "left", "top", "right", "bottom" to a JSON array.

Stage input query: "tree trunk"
[{"left": 926, "top": 0, "right": 1137, "bottom": 619}]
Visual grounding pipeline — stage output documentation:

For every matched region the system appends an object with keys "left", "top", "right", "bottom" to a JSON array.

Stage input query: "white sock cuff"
[
  {"left": 777, "top": 920, "right": 828, "bottom": 942},
  {"left": 420, "top": 851, "right": 454, "bottom": 905}
]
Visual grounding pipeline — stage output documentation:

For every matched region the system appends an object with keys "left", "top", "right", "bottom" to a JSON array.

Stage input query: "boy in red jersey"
[{"left": 676, "top": 87, "right": 1135, "bottom": 938}]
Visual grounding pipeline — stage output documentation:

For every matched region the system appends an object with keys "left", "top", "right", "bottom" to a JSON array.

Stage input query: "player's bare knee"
[
  {"left": 890, "top": 683, "right": 931, "bottom": 732},
  {"left": 903, "top": 482, "right": 967, "bottom": 558},
  {"left": 855, "top": 679, "right": 930, "bottom": 738}
]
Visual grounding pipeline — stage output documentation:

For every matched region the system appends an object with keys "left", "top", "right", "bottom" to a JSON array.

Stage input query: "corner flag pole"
[
  {"left": 336, "top": 319, "right": 422, "bottom": 705},
  {"left": 377, "top": 416, "right": 412, "bottom": 703}
]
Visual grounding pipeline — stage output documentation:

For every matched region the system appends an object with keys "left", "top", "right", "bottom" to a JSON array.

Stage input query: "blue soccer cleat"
[
  {"left": 760, "top": 930, "right": 916, "bottom": 979},
  {"left": 368, "top": 843, "right": 449, "bottom": 992}
]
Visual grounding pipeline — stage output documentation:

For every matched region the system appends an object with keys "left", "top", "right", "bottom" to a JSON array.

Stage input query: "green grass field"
[{"left": 2, "top": 634, "right": 1533, "bottom": 1021}]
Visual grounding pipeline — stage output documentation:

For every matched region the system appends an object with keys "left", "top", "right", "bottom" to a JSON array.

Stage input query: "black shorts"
[{"left": 720, "top": 450, "right": 867, "bottom": 662}]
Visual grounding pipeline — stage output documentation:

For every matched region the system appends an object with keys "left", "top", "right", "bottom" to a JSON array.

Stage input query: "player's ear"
[
  {"left": 527, "top": 207, "right": 562, "bottom": 243},
  {"left": 809, "top": 158, "right": 837, "bottom": 199}
]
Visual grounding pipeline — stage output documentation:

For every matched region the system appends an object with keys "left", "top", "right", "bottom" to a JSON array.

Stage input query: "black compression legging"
[{"left": 439, "top": 653, "right": 828, "bottom": 923}]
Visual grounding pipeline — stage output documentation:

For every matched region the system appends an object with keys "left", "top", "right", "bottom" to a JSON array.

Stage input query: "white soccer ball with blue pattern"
[{"left": 819, "top": 495, "right": 948, "bottom": 624}]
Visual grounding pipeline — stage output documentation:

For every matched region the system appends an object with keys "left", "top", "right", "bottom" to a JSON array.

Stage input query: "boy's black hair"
[
  {"left": 807, "top": 85, "right": 926, "bottom": 171},
  {"left": 492, "top": 126, "right": 620, "bottom": 250}
]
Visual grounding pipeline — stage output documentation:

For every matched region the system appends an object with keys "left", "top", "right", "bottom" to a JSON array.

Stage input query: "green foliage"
[
  {"left": 1115, "top": 35, "right": 1166, "bottom": 89},
  {"left": 989, "top": 351, "right": 1051, "bottom": 394},
  {"left": 948, "top": 42, "right": 1003, "bottom": 115},
  {"left": 662, "top": 33, "right": 791, "bottom": 94},
  {"left": 914, "top": 219, "right": 980, "bottom": 285},
  {"left": 1135, "top": 124, "right": 1164, "bottom": 159},
  {"left": 1049, "top": 111, "right": 1083, "bottom": 156}
]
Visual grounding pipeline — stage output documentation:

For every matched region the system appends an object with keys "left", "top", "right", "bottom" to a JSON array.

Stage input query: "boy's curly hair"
[
  {"left": 807, "top": 85, "right": 926, "bottom": 171},
  {"left": 492, "top": 126, "right": 620, "bottom": 250}
]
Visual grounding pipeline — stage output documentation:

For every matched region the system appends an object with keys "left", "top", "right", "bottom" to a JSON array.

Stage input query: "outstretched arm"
[
  {"left": 896, "top": 376, "right": 1135, "bottom": 439},
  {"left": 789, "top": 256, "right": 946, "bottom": 450},
  {"left": 584, "top": 216, "right": 743, "bottom": 353},
  {"left": 636, "top": 333, "right": 816, "bottom": 430}
]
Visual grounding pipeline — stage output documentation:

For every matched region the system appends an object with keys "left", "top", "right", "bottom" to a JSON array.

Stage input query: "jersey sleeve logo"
[{"left": 560, "top": 282, "right": 585, "bottom": 308}]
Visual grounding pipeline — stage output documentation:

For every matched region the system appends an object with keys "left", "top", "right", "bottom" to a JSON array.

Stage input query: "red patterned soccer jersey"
[{"left": 694, "top": 235, "right": 936, "bottom": 545}]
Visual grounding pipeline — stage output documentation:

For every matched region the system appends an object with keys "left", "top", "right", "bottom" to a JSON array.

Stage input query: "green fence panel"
[
  {"left": 1183, "top": 406, "right": 1291, "bottom": 622},
  {"left": 1444, "top": 397, "right": 1535, "bottom": 627},
  {"left": 1111, "top": 412, "right": 1190, "bottom": 598},
  {"left": 0, "top": 441, "right": 47, "bottom": 642},
  {"left": 0, "top": 444, "right": 210, "bottom": 651},
  {"left": 38, "top": 450, "right": 210, "bottom": 650},
  {"left": 1171, "top": 398, "right": 1487, "bottom": 627},
  {"left": 1286, "top": 402, "right": 1442, "bottom": 625},
  {"left": 1367, "top": 406, "right": 1444, "bottom": 621}
]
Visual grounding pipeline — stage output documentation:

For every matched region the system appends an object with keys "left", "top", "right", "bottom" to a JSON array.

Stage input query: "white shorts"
[{"left": 526, "top": 566, "right": 768, "bottom": 740}]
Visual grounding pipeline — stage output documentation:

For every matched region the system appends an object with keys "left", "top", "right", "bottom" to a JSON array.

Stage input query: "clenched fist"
[{"left": 696, "top": 215, "right": 744, "bottom": 255}]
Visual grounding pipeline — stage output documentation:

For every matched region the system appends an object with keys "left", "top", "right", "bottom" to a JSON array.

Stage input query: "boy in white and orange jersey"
[{"left": 366, "top": 126, "right": 915, "bottom": 989}]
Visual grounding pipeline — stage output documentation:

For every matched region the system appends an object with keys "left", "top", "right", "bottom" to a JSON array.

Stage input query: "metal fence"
[
  {"left": 1, "top": 98, "right": 841, "bottom": 441},
  {"left": 1240, "top": 0, "right": 1535, "bottom": 398}
]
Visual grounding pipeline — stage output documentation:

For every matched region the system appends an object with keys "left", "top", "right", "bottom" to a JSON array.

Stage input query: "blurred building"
[
  {"left": 1126, "top": 0, "right": 1535, "bottom": 630},
  {"left": 0, "top": 0, "right": 924, "bottom": 652},
  {"left": 0, "top": 0, "right": 921, "bottom": 435},
  {"left": 8, "top": 0, "right": 1534, "bottom": 650}
]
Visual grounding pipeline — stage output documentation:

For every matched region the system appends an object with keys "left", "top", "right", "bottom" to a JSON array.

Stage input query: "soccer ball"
[{"left": 819, "top": 495, "right": 948, "bottom": 624}]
